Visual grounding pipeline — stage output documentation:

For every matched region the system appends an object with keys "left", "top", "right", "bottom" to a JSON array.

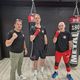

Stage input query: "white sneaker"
[
  {"left": 20, "top": 75, "right": 26, "bottom": 80},
  {"left": 34, "top": 70, "right": 38, "bottom": 76},
  {"left": 16, "top": 76, "right": 21, "bottom": 80},
  {"left": 32, "top": 70, "right": 38, "bottom": 80},
  {"left": 40, "top": 67, "right": 48, "bottom": 78},
  {"left": 41, "top": 67, "right": 44, "bottom": 73},
  {"left": 33, "top": 75, "right": 37, "bottom": 80}
]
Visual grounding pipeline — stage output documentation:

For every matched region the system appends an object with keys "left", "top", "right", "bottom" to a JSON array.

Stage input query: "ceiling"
[
  {"left": 0, "top": 0, "right": 80, "bottom": 7},
  {"left": 0, "top": 0, "right": 80, "bottom": 1}
]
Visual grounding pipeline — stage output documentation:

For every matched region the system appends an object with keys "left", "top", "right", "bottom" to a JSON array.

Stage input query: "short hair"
[
  {"left": 14, "top": 19, "right": 22, "bottom": 24},
  {"left": 34, "top": 14, "right": 41, "bottom": 19}
]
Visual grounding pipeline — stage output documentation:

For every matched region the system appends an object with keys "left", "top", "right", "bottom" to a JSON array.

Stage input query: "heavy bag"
[
  {"left": 0, "top": 31, "right": 1, "bottom": 60},
  {"left": 28, "top": 14, "right": 36, "bottom": 60},
  {"left": 28, "top": 14, "right": 35, "bottom": 32},
  {"left": 69, "top": 16, "right": 80, "bottom": 67}
]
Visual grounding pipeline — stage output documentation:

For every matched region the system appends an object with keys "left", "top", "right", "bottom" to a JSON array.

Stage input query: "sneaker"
[
  {"left": 67, "top": 74, "right": 73, "bottom": 80},
  {"left": 34, "top": 70, "right": 38, "bottom": 76},
  {"left": 33, "top": 75, "right": 37, "bottom": 80},
  {"left": 16, "top": 76, "right": 21, "bottom": 80},
  {"left": 41, "top": 67, "right": 44, "bottom": 73},
  {"left": 31, "top": 70, "right": 37, "bottom": 77},
  {"left": 52, "top": 71, "right": 58, "bottom": 79},
  {"left": 20, "top": 75, "right": 26, "bottom": 80},
  {"left": 31, "top": 70, "right": 38, "bottom": 80},
  {"left": 40, "top": 67, "right": 48, "bottom": 78},
  {"left": 32, "top": 72, "right": 38, "bottom": 80}
]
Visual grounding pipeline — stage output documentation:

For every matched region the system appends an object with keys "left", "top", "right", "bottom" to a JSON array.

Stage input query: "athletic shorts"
[{"left": 30, "top": 47, "right": 46, "bottom": 61}]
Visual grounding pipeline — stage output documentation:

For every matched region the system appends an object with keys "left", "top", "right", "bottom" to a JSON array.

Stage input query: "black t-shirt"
[
  {"left": 55, "top": 31, "right": 73, "bottom": 52},
  {"left": 30, "top": 26, "right": 46, "bottom": 50},
  {"left": 7, "top": 30, "right": 25, "bottom": 53}
]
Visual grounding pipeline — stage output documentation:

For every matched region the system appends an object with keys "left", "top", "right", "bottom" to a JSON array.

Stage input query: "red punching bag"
[
  {"left": 28, "top": 14, "right": 34, "bottom": 23},
  {"left": 69, "top": 0, "right": 80, "bottom": 67},
  {"left": 28, "top": 0, "right": 36, "bottom": 32},
  {"left": 27, "top": 0, "right": 37, "bottom": 60},
  {"left": 28, "top": 14, "right": 35, "bottom": 32}
]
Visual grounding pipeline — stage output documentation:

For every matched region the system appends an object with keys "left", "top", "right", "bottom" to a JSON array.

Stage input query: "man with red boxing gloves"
[
  {"left": 30, "top": 14, "right": 48, "bottom": 79},
  {"left": 52, "top": 22, "right": 73, "bottom": 80}
]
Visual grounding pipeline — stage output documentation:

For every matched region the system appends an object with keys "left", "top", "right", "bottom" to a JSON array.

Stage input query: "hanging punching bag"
[
  {"left": 28, "top": 0, "right": 37, "bottom": 32},
  {"left": 69, "top": 16, "right": 80, "bottom": 67},
  {"left": 0, "top": 41, "right": 2, "bottom": 60},
  {"left": 28, "top": 13, "right": 35, "bottom": 32},
  {"left": 69, "top": 0, "right": 80, "bottom": 67},
  {"left": 27, "top": 0, "right": 36, "bottom": 59}
]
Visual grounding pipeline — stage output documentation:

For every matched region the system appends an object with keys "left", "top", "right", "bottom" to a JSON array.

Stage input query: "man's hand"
[
  {"left": 53, "top": 37, "right": 57, "bottom": 44},
  {"left": 44, "top": 44, "right": 48, "bottom": 53},
  {"left": 12, "top": 33, "right": 18, "bottom": 40},
  {"left": 30, "top": 35, "right": 36, "bottom": 42},
  {"left": 53, "top": 30, "right": 60, "bottom": 43},
  {"left": 65, "top": 50, "right": 72, "bottom": 58},
  {"left": 69, "top": 41, "right": 73, "bottom": 50},
  {"left": 5, "top": 33, "right": 18, "bottom": 47},
  {"left": 24, "top": 48, "right": 28, "bottom": 55},
  {"left": 55, "top": 30, "right": 60, "bottom": 38}
]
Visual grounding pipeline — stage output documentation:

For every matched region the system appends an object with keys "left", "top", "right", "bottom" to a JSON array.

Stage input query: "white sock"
[
  {"left": 34, "top": 70, "right": 37, "bottom": 76},
  {"left": 20, "top": 75, "right": 26, "bottom": 79},
  {"left": 41, "top": 67, "right": 44, "bottom": 72}
]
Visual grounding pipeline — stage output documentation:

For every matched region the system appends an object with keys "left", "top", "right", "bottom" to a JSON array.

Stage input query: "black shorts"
[{"left": 30, "top": 47, "right": 46, "bottom": 61}]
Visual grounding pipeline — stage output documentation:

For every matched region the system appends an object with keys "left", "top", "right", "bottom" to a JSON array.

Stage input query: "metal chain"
[
  {"left": 73, "top": 0, "right": 79, "bottom": 16},
  {"left": 30, "top": 0, "right": 36, "bottom": 15}
]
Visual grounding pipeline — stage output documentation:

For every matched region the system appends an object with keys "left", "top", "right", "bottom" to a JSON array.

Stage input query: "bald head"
[{"left": 58, "top": 22, "right": 66, "bottom": 32}]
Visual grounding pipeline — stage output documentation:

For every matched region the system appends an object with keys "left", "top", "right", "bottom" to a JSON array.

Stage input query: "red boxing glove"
[
  {"left": 34, "top": 28, "right": 40, "bottom": 37},
  {"left": 55, "top": 31, "right": 60, "bottom": 38}
]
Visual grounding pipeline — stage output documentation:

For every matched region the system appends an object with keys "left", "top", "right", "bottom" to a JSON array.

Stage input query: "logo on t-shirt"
[
  {"left": 63, "top": 35, "right": 66, "bottom": 39},
  {"left": 42, "top": 30, "right": 44, "bottom": 33},
  {"left": 22, "top": 34, "right": 24, "bottom": 37}
]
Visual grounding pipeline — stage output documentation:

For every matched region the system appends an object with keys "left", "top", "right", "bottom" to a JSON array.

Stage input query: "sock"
[
  {"left": 41, "top": 67, "right": 44, "bottom": 72},
  {"left": 34, "top": 70, "right": 37, "bottom": 76}
]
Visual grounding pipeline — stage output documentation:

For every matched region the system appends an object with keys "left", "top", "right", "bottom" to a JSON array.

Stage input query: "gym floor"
[{"left": 0, "top": 56, "right": 80, "bottom": 80}]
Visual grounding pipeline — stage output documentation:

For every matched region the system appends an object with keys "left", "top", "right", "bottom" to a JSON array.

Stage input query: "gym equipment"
[
  {"left": 69, "top": 0, "right": 80, "bottom": 67},
  {"left": 27, "top": 0, "right": 37, "bottom": 60}
]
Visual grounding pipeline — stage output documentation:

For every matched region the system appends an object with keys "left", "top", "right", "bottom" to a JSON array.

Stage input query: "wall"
[{"left": 1, "top": 6, "right": 80, "bottom": 57}]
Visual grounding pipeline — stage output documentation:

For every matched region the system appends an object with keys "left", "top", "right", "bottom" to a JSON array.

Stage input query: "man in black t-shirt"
[
  {"left": 52, "top": 22, "right": 73, "bottom": 80},
  {"left": 5, "top": 19, "right": 27, "bottom": 80},
  {"left": 30, "top": 14, "right": 48, "bottom": 78}
]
